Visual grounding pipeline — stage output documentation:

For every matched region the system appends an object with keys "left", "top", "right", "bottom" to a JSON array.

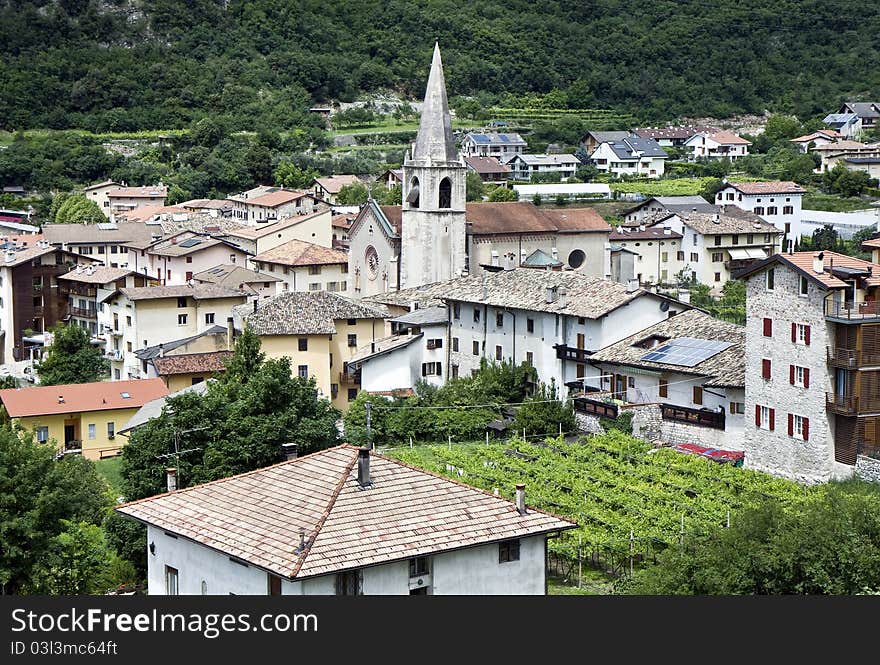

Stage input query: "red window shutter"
[
  {"left": 769, "top": 408, "right": 775, "bottom": 430},
  {"left": 804, "top": 325, "right": 811, "bottom": 346},
  {"left": 804, "top": 368, "right": 810, "bottom": 388},
  {"left": 791, "top": 322, "right": 796, "bottom": 342},
  {"left": 788, "top": 413, "right": 794, "bottom": 436},
  {"left": 789, "top": 365, "right": 795, "bottom": 385},
  {"left": 762, "top": 359, "right": 771, "bottom": 379},
  {"left": 763, "top": 318, "right": 772, "bottom": 337},
  {"left": 755, "top": 404, "right": 761, "bottom": 426},
  {"left": 803, "top": 417, "right": 809, "bottom": 441}
]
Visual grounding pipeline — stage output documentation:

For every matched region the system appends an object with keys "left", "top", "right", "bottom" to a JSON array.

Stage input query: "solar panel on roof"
[
  {"left": 178, "top": 238, "right": 203, "bottom": 248},
  {"left": 641, "top": 337, "right": 733, "bottom": 367}
]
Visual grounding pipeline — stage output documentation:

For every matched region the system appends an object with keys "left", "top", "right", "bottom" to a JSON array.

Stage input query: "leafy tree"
[
  {"left": 36, "top": 323, "right": 110, "bottom": 385},
  {"left": 488, "top": 186, "right": 518, "bottom": 202},
  {"left": 626, "top": 480, "right": 880, "bottom": 595},
  {"left": 373, "top": 183, "right": 402, "bottom": 205},
  {"left": 190, "top": 117, "right": 225, "bottom": 148},
  {"left": 0, "top": 426, "right": 111, "bottom": 594},
  {"left": 274, "top": 162, "right": 320, "bottom": 190},
  {"left": 244, "top": 143, "right": 274, "bottom": 184},
  {"left": 512, "top": 380, "right": 576, "bottom": 437},
  {"left": 811, "top": 224, "right": 841, "bottom": 251},
  {"left": 466, "top": 172, "right": 485, "bottom": 202},
  {"left": 532, "top": 194, "right": 542, "bottom": 206},
  {"left": 54, "top": 193, "right": 105, "bottom": 224},
  {"left": 223, "top": 326, "right": 265, "bottom": 385},
  {"left": 336, "top": 181, "right": 369, "bottom": 205}
]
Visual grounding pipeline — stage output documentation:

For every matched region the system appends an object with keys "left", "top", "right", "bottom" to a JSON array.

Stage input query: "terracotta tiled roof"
[
  {"left": 379, "top": 205, "right": 402, "bottom": 234},
  {"left": 0, "top": 378, "right": 168, "bottom": 418},
  {"left": 861, "top": 238, "right": 880, "bottom": 250},
  {"left": 235, "top": 291, "right": 388, "bottom": 336},
  {"left": 812, "top": 140, "right": 869, "bottom": 151},
  {"left": 193, "top": 264, "right": 280, "bottom": 287},
  {"left": 735, "top": 251, "right": 880, "bottom": 289},
  {"left": 724, "top": 181, "right": 807, "bottom": 195},
  {"left": 331, "top": 214, "right": 354, "bottom": 229},
  {"left": 464, "top": 156, "right": 511, "bottom": 175},
  {"left": 540, "top": 207, "right": 612, "bottom": 233},
  {"left": 107, "top": 186, "right": 168, "bottom": 199},
  {"left": 676, "top": 208, "right": 780, "bottom": 235},
  {"left": 790, "top": 130, "right": 841, "bottom": 142},
  {"left": 152, "top": 351, "right": 233, "bottom": 376},
  {"left": 703, "top": 130, "right": 751, "bottom": 145},
  {"left": 248, "top": 190, "right": 309, "bottom": 208},
  {"left": 590, "top": 309, "right": 745, "bottom": 388},
  {"left": 252, "top": 239, "right": 348, "bottom": 267},
  {"left": 116, "top": 445, "right": 576, "bottom": 579},
  {"left": 313, "top": 175, "right": 360, "bottom": 194}
]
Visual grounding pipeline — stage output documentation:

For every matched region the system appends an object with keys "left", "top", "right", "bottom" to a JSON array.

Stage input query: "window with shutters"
[
  {"left": 421, "top": 362, "right": 442, "bottom": 376},
  {"left": 762, "top": 318, "right": 772, "bottom": 337},
  {"left": 729, "top": 402, "right": 745, "bottom": 414},
  {"left": 757, "top": 405, "right": 774, "bottom": 430},
  {"left": 783, "top": 205, "right": 794, "bottom": 215},
  {"left": 789, "top": 414, "right": 809, "bottom": 441},
  {"left": 690, "top": 252, "right": 699, "bottom": 262},
  {"left": 714, "top": 236, "right": 722, "bottom": 246},
  {"left": 794, "top": 323, "right": 810, "bottom": 345},
  {"left": 762, "top": 359, "right": 771, "bottom": 380},
  {"left": 712, "top": 252, "right": 724, "bottom": 262},
  {"left": 659, "top": 378, "right": 668, "bottom": 398},
  {"left": 677, "top": 251, "right": 685, "bottom": 261},
  {"left": 693, "top": 386, "right": 703, "bottom": 405}
]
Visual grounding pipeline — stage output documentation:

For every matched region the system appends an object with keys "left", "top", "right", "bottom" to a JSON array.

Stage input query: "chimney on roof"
[
  {"left": 226, "top": 316, "right": 234, "bottom": 349},
  {"left": 814, "top": 252, "right": 825, "bottom": 274},
  {"left": 57, "top": 395, "right": 64, "bottom": 404},
  {"left": 281, "top": 443, "right": 298, "bottom": 461},
  {"left": 557, "top": 286, "right": 568, "bottom": 307},
  {"left": 357, "top": 447, "right": 372, "bottom": 488},
  {"left": 515, "top": 483, "right": 526, "bottom": 514},
  {"left": 712, "top": 214, "right": 720, "bottom": 224},
  {"left": 166, "top": 468, "right": 178, "bottom": 493},
  {"left": 4, "top": 250, "right": 14, "bottom": 263},
  {"left": 158, "top": 343, "right": 164, "bottom": 358},
  {"left": 296, "top": 527, "right": 306, "bottom": 553},
  {"left": 545, "top": 286, "right": 557, "bottom": 303},
  {"left": 626, "top": 278, "right": 639, "bottom": 293}
]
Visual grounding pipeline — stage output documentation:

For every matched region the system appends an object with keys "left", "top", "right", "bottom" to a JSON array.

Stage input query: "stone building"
[{"left": 735, "top": 251, "right": 880, "bottom": 483}]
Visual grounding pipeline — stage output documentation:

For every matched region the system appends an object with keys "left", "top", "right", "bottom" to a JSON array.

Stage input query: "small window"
[
  {"left": 186, "top": 256, "right": 192, "bottom": 264},
  {"left": 690, "top": 252, "right": 699, "bottom": 262},
  {"left": 714, "top": 272, "right": 721, "bottom": 282},
  {"left": 88, "top": 423, "right": 96, "bottom": 439},
  {"left": 658, "top": 378, "right": 668, "bottom": 398},
  {"left": 309, "top": 265, "right": 321, "bottom": 275},
  {"left": 409, "top": 556, "right": 430, "bottom": 577},
  {"left": 766, "top": 268, "right": 775, "bottom": 290},
  {"left": 747, "top": 234, "right": 754, "bottom": 244},
  {"left": 712, "top": 252, "right": 723, "bottom": 262},
  {"left": 298, "top": 338, "right": 308, "bottom": 351},
  {"left": 496, "top": 312, "right": 504, "bottom": 327},
  {"left": 767, "top": 206, "right": 778, "bottom": 215},
  {"left": 499, "top": 539, "right": 521, "bottom": 563},
  {"left": 298, "top": 365, "right": 308, "bottom": 379},
  {"left": 693, "top": 386, "right": 703, "bottom": 405},
  {"left": 473, "top": 340, "right": 480, "bottom": 355},
  {"left": 714, "top": 236, "right": 721, "bottom": 246},
  {"left": 762, "top": 317, "right": 772, "bottom": 337},
  {"left": 120, "top": 392, "right": 131, "bottom": 399},
  {"left": 178, "top": 314, "right": 188, "bottom": 325},
  {"left": 526, "top": 351, "right": 534, "bottom": 366},
  {"left": 347, "top": 388, "right": 358, "bottom": 402},
  {"left": 729, "top": 402, "right": 745, "bottom": 415},
  {"left": 676, "top": 251, "right": 684, "bottom": 261},
  {"left": 495, "top": 345, "right": 502, "bottom": 360},
  {"left": 107, "top": 422, "right": 115, "bottom": 438},
  {"left": 783, "top": 205, "right": 793, "bottom": 215},
  {"left": 165, "top": 566, "right": 179, "bottom": 595},
  {"left": 453, "top": 303, "right": 461, "bottom": 320},
  {"left": 36, "top": 426, "right": 49, "bottom": 442},
  {"left": 731, "top": 235, "right": 739, "bottom": 245},
  {"left": 335, "top": 570, "right": 362, "bottom": 595},
  {"left": 473, "top": 308, "right": 481, "bottom": 323},
  {"left": 177, "top": 297, "right": 187, "bottom": 308},
  {"left": 527, "top": 318, "right": 534, "bottom": 333},
  {"left": 347, "top": 334, "right": 357, "bottom": 347},
  {"left": 799, "top": 276, "right": 808, "bottom": 296},
  {"left": 205, "top": 313, "right": 215, "bottom": 325},
  {"left": 309, "top": 282, "right": 321, "bottom": 291},
  {"left": 452, "top": 337, "right": 459, "bottom": 352},
  {"left": 757, "top": 405, "right": 774, "bottom": 430},
  {"left": 347, "top": 319, "right": 356, "bottom": 326}
]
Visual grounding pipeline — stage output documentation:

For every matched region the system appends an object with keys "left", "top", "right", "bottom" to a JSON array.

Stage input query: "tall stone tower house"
[{"left": 399, "top": 43, "right": 467, "bottom": 288}]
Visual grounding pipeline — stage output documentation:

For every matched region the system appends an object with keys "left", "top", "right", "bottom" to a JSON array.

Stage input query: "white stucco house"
[
  {"left": 715, "top": 181, "right": 807, "bottom": 242},
  {"left": 116, "top": 445, "right": 576, "bottom": 595},
  {"left": 589, "top": 136, "right": 667, "bottom": 178},
  {"left": 505, "top": 153, "right": 581, "bottom": 181},
  {"left": 684, "top": 130, "right": 751, "bottom": 161}
]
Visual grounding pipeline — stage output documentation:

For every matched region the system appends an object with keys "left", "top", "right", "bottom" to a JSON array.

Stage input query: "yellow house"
[
  {"left": 234, "top": 292, "right": 388, "bottom": 411},
  {"left": 0, "top": 378, "right": 169, "bottom": 460}
]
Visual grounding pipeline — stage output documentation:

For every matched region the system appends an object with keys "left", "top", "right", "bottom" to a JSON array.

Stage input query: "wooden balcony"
[
  {"left": 826, "top": 392, "right": 880, "bottom": 415},
  {"left": 827, "top": 346, "right": 880, "bottom": 368},
  {"left": 825, "top": 300, "right": 880, "bottom": 322},
  {"left": 338, "top": 370, "right": 361, "bottom": 385},
  {"left": 661, "top": 403, "right": 726, "bottom": 430},
  {"left": 555, "top": 344, "right": 593, "bottom": 362},
  {"left": 70, "top": 306, "right": 97, "bottom": 319}
]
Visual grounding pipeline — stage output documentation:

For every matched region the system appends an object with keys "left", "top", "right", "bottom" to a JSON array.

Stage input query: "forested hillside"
[{"left": 1, "top": 0, "right": 879, "bottom": 132}]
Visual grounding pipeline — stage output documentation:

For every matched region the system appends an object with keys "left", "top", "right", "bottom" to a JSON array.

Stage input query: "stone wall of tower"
[{"left": 400, "top": 162, "right": 467, "bottom": 288}]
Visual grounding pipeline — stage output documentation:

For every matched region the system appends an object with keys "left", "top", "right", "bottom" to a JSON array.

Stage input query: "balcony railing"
[
  {"left": 660, "top": 404, "right": 726, "bottom": 430},
  {"left": 555, "top": 344, "right": 593, "bottom": 362},
  {"left": 339, "top": 370, "right": 362, "bottom": 385},
  {"left": 825, "top": 300, "right": 880, "bottom": 321},
  {"left": 70, "top": 307, "right": 97, "bottom": 319},
  {"left": 826, "top": 392, "right": 880, "bottom": 414},
  {"left": 827, "top": 346, "right": 880, "bottom": 367},
  {"left": 60, "top": 285, "right": 97, "bottom": 297}
]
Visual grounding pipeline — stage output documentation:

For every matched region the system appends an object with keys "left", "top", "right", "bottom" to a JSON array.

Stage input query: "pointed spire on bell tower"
[{"left": 411, "top": 42, "right": 457, "bottom": 163}]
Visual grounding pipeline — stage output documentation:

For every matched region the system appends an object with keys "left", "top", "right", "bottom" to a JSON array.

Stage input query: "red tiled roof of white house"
[
  {"left": 735, "top": 251, "right": 880, "bottom": 290},
  {"left": 724, "top": 181, "right": 807, "bottom": 195},
  {"left": 116, "top": 445, "right": 575, "bottom": 579}
]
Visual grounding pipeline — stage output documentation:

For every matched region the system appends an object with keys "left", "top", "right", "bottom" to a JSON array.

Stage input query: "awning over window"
[{"left": 727, "top": 247, "right": 767, "bottom": 260}]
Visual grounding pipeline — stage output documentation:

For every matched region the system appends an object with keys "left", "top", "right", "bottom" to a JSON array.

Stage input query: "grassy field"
[
  {"left": 803, "top": 192, "right": 878, "bottom": 212},
  {"left": 609, "top": 177, "right": 717, "bottom": 197},
  {"left": 95, "top": 456, "right": 124, "bottom": 498}
]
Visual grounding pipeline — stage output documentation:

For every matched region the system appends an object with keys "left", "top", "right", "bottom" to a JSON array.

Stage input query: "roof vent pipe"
[
  {"left": 557, "top": 286, "right": 568, "bottom": 308},
  {"left": 626, "top": 278, "right": 639, "bottom": 293},
  {"left": 166, "top": 468, "right": 178, "bottom": 493},
  {"left": 281, "top": 443, "right": 298, "bottom": 461},
  {"left": 226, "top": 316, "right": 234, "bottom": 349},
  {"left": 814, "top": 252, "right": 825, "bottom": 274},
  {"left": 515, "top": 483, "right": 526, "bottom": 514},
  {"left": 357, "top": 447, "right": 371, "bottom": 488}
]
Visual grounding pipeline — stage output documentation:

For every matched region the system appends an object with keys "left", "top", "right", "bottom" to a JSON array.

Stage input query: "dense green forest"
[{"left": 1, "top": 0, "right": 879, "bottom": 132}]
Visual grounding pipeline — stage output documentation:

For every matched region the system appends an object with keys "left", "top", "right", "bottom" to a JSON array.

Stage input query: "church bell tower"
[{"left": 400, "top": 43, "right": 467, "bottom": 288}]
